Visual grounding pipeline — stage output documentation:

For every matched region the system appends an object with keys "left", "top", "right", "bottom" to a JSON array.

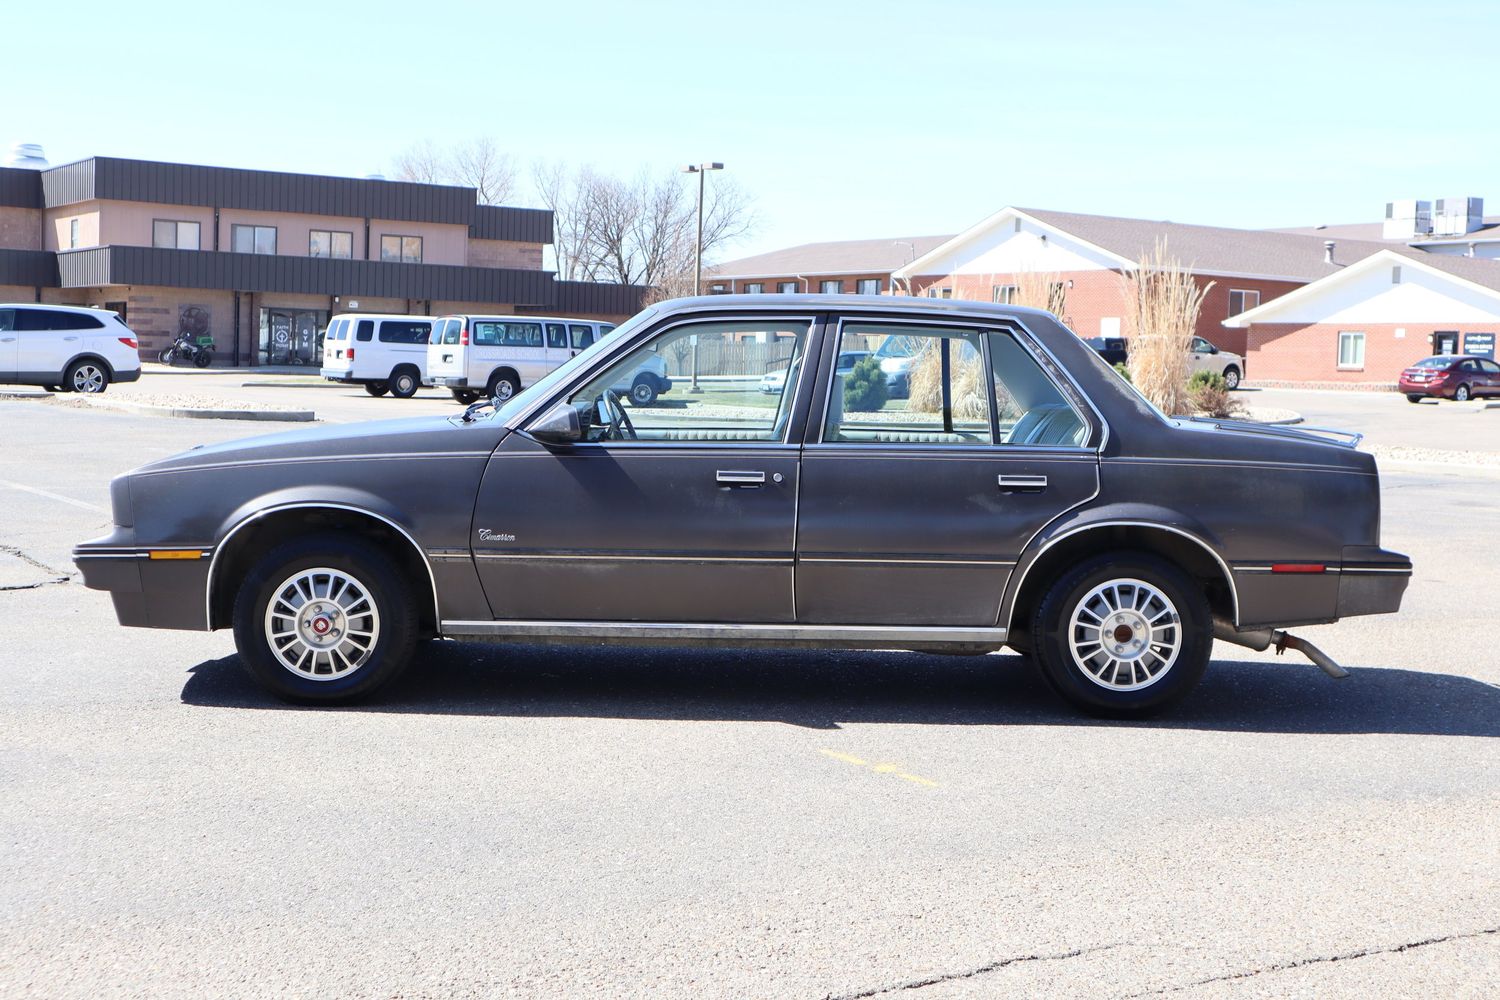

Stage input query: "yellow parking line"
[{"left": 820, "top": 749, "right": 939, "bottom": 788}]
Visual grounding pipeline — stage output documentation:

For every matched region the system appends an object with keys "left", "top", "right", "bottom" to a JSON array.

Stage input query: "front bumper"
[{"left": 74, "top": 534, "right": 213, "bottom": 631}]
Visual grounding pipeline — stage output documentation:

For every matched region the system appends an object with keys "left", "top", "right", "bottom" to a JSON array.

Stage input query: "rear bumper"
[
  {"left": 114, "top": 367, "right": 142, "bottom": 384},
  {"left": 1337, "top": 545, "right": 1413, "bottom": 618},
  {"left": 431, "top": 376, "right": 469, "bottom": 388},
  {"left": 1398, "top": 377, "right": 1446, "bottom": 397},
  {"left": 321, "top": 369, "right": 357, "bottom": 383}
]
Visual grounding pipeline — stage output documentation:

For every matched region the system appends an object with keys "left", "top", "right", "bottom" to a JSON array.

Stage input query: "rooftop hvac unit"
[
  {"left": 1382, "top": 199, "right": 1432, "bottom": 239},
  {"left": 1432, "top": 197, "right": 1484, "bottom": 236}
]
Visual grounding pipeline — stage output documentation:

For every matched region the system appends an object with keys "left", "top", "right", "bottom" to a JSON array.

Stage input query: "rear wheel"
[
  {"left": 1406, "top": 393, "right": 1424, "bottom": 404},
  {"left": 1221, "top": 365, "right": 1241, "bottom": 390},
  {"left": 193, "top": 349, "right": 212, "bottom": 368},
  {"left": 487, "top": 371, "right": 520, "bottom": 402},
  {"left": 629, "top": 376, "right": 659, "bottom": 406},
  {"left": 1031, "top": 552, "right": 1211, "bottom": 718},
  {"left": 1454, "top": 384, "right": 1472, "bottom": 402},
  {"left": 42, "top": 385, "right": 59, "bottom": 393},
  {"left": 232, "top": 535, "right": 418, "bottom": 704},
  {"left": 450, "top": 388, "right": 481, "bottom": 405},
  {"left": 66, "top": 360, "right": 109, "bottom": 394},
  {"left": 364, "top": 382, "right": 389, "bottom": 397},
  {"left": 389, "top": 367, "right": 421, "bottom": 398}
]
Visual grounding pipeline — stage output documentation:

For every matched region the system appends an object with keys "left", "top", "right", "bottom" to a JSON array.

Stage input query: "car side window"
[
  {"left": 571, "top": 324, "right": 594, "bottom": 350},
  {"left": 546, "top": 323, "right": 568, "bottom": 349},
  {"left": 823, "top": 324, "right": 991, "bottom": 446},
  {"left": 356, "top": 320, "right": 374, "bottom": 342},
  {"left": 990, "top": 332, "right": 1087, "bottom": 446},
  {"left": 472, "top": 322, "right": 502, "bottom": 347},
  {"left": 567, "top": 319, "right": 810, "bottom": 443},
  {"left": 0, "top": 309, "right": 11, "bottom": 331},
  {"left": 378, "top": 321, "right": 431, "bottom": 344},
  {"left": 504, "top": 322, "right": 543, "bottom": 347},
  {"left": 14, "top": 309, "right": 54, "bottom": 331},
  {"left": 1481, "top": 360, "right": 1500, "bottom": 374}
]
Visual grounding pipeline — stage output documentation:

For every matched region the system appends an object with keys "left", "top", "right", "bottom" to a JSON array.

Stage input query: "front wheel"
[
  {"left": 1031, "top": 552, "right": 1211, "bottom": 718},
  {"left": 1454, "top": 384, "right": 1472, "bottom": 402},
  {"left": 487, "top": 372, "right": 520, "bottom": 402},
  {"left": 232, "top": 535, "right": 419, "bottom": 704},
  {"left": 364, "top": 382, "right": 389, "bottom": 397},
  {"left": 629, "top": 376, "right": 659, "bottom": 406},
  {"left": 157, "top": 347, "right": 174, "bottom": 365},
  {"left": 1221, "top": 365, "right": 1241, "bottom": 390}
]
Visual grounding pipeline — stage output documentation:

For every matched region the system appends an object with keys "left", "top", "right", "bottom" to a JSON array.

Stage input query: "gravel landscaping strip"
[{"left": 75, "top": 392, "right": 315, "bottom": 422}]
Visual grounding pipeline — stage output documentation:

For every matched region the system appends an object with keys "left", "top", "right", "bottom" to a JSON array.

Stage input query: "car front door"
[
  {"left": 471, "top": 314, "right": 816, "bottom": 623},
  {"left": 795, "top": 318, "right": 1101, "bottom": 627},
  {"left": 14, "top": 308, "right": 69, "bottom": 378},
  {"left": 1480, "top": 359, "right": 1500, "bottom": 395},
  {"left": 1188, "top": 337, "right": 1217, "bottom": 376}
]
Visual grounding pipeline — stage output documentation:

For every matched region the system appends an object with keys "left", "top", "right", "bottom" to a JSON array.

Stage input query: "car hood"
[{"left": 135, "top": 414, "right": 509, "bottom": 475}]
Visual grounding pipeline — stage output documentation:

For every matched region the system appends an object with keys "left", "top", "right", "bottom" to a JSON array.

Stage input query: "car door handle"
[
  {"left": 63, "top": 336, "right": 79, "bottom": 342},
  {"left": 717, "top": 470, "right": 766, "bottom": 486},
  {"left": 0, "top": 336, "right": 14, "bottom": 343},
  {"left": 998, "top": 474, "right": 1048, "bottom": 493}
]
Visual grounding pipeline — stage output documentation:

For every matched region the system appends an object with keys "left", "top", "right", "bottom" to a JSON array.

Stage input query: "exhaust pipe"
[{"left": 1212, "top": 618, "right": 1349, "bottom": 679}]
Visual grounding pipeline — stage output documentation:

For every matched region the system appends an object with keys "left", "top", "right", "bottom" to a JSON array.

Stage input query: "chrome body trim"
[
  {"left": 473, "top": 552, "right": 791, "bottom": 563},
  {"left": 1003, "top": 519, "right": 1241, "bottom": 631},
  {"left": 439, "top": 620, "right": 1008, "bottom": 644},
  {"left": 135, "top": 451, "right": 494, "bottom": 478},
  {"left": 204, "top": 501, "right": 441, "bottom": 633},
  {"left": 799, "top": 556, "right": 1015, "bottom": 566}
]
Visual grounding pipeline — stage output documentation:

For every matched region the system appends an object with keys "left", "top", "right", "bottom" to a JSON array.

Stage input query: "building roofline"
[{"left": 892, "top": 207, "right": 1136, "bottom": 279}]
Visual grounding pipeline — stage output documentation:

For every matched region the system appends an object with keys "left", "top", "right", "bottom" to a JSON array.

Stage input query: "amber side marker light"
[
  {"left": 148, "top": 550, "right": 206, "bottom": 561},
  {"left": 1271, "top": 563, "right": 1326, "bottom": 574}
]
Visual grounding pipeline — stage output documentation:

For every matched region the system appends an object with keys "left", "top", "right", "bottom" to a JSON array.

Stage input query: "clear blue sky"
[{"left": 9, "top": 0, "right": 1498, "bottom": 261}]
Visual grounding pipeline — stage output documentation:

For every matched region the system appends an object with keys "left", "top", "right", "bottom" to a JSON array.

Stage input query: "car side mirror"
[{"left": 527, "top": 402, "right": 582, "bottom": 446}]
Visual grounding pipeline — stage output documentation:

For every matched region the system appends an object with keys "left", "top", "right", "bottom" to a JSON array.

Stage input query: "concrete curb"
[
  {"left": 239, "top": 381, "right": 341, "bottom": 389},
  {"left": 0, "top": 389, "right": 54, "bottom": 400},
  {"left": 81, "top": 398, "right": 316, "bottom": 422}
]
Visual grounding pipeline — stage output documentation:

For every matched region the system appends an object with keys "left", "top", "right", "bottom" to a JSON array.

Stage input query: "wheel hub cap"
[
  {"left": 264, "top": 568, "right": 380, "bottom": 680},
  {"left": 1068, "top": 578, "right": 1181, "bottom": 691}
]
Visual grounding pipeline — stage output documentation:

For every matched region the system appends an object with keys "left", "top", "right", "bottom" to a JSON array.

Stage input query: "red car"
[{"left": 1399, "top": 355, "right": 1500, "bottom": 402}]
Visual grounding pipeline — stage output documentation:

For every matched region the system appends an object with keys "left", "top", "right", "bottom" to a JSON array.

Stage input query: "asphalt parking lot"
[{"left": 1, "top": 387, "right": 1497, "bottom": 999}]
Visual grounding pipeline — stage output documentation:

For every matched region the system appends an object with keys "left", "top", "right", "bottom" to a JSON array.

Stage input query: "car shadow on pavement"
[{"left": 181, "top": 643, "right": 1500, "bottom": 737}]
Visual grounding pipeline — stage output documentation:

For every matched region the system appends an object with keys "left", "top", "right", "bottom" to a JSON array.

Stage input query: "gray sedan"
[{"left": 74, "top": 296, "right": 1411, "bottom": 717}]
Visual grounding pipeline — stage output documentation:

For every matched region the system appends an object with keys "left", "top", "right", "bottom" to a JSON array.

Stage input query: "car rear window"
[
  {"left": 378, "top": 321, "right": 432, "bottom": 344},
  {"left": 14, "top": 309, "right": 104, "bottom": 331},
  {"left": 1411, "top": 356, "right": 1455, "bottom": 367}
]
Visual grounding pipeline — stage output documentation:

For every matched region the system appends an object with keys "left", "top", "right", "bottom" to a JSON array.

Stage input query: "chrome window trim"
[
  {"left": 812, "top": 314, "right": 1106, "bottom": 453},
  {"left": 515, "top": 312, "right": 820, "bottom": 447},
  {"left": 440, "top": 620, "right": 1008, "bottom": 643},
  {"left": 1003, "top": 520, "right": 1240, "bottom": 631},
  {"left": 204, "top": 502, "right": 440, "bottom": 633}
]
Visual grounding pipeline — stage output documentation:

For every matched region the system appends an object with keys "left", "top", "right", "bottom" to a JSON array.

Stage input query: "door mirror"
[{"left": 527, "top": 401, "right": 583, "bottom": 446}]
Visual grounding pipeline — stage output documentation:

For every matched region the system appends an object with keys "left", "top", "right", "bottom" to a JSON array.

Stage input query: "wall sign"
[{"left": 1463, "top": 332, "right": 1495, "bottom": 359}]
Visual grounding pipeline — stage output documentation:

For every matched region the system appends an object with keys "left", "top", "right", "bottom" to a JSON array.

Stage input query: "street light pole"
[{"left": 682, "top": 162, "right": 723, "bottom": 392}]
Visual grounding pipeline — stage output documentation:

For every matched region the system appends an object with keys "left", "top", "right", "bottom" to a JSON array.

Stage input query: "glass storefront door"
[{"left": 259, "top": 308, "right": 330, "bottom": 366}]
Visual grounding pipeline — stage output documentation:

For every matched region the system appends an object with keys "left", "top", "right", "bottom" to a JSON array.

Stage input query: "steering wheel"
[{"left": 601, "top": 389, "right": 637, "bottom": 440}]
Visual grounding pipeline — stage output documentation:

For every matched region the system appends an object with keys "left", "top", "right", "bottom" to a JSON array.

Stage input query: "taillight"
[
  {"left": 118, "top": 337, "right": 138, "bottom": 349},
  {"left": 347, "top": 348, "right": 354, "bottom": 361},
  {"left": 459, "top": 324, "right": 468, "bottom": 346}
]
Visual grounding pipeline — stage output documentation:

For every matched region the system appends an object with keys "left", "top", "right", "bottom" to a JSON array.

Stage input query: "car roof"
[
  {"left": 0, "top": 302, "right": 119, "bottom": 316},
  {"left": 431, "top": 314, "right": 610, "bottom": 324},
  {"left": 660, "top": 293, "right": 1058, "bottom": 324}
]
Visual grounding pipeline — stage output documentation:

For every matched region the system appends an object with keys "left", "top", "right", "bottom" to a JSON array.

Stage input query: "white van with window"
[
  {"left": 427, "top": 315, "right": 670, "bottom": 405},
  {"left": 320, "top": 314, "right": 436, "bottom": 397},
  {"left": 0, "top": 304, "right": 142, "bottom": 393}
]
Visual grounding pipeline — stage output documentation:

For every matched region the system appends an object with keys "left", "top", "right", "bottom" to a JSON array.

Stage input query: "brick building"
[
  {"left": 1222, "top": 249, "right": 1500, "bottom": 386},
  {"left": 708, "top": 234, "right": 954, "bottom": 298},
  {"left": 0, "top": 156, "right": 645, "bottom": 366}
]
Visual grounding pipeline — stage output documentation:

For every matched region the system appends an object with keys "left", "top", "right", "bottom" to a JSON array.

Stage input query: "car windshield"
[
  {"left": 873, "top": 335, "right": 923, "bottom": 359},
  {"left": 1411, "top": 356, "right": 1456, "bottom": 368},
  {"left": 491, "top": 306, "right": 661, "bottom": 425}
]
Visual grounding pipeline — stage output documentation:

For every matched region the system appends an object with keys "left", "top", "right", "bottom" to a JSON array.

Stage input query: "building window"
[
  {"left": 380, "top": 235, "right": 423, "bottom": 263},
  {"left": 710, "top": 283, "right": 727, "bottom": 294},
  {"left": 309, "top": 230, "right": 353, "bottom": 259},
  {"left": 1228, "top": 289, "right": 1260, "bottom": 316},
  {"left": 992, "top": 284, "right": 1017, "bottom": 304},
  {"left": 153, "top": 220, "right": 201, "bottom": 250},
  {"left": 777, "top": 281, "right": 798, "bottom": 294},
  {"left": 744, "top": 282, "right": 764, "bottom": 294},
  {"left": 1338, "top": 331, "right": 1366, "bottom": 369},
  {"left": 856, "top": 278, "right": 881, "bottom": 295},
  {"left": 820, "top": 280, "right": 843, "bottom": 294},
  {"left": 926, "top": 286, "right": 953, "bottom": 299},
  {"left": 68, "top": 218, "right": 79, "bottom": 249},
  {"left": 232, "top": 224, "right": 276, "bottom": 255}
]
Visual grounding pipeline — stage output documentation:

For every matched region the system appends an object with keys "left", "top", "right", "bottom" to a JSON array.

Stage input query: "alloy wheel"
[
  {"left": 262, "top": 567, "right": 381, "bottom": 680},
  {"left": 1067, "top": 577, "right": 1182, "bottom": 691},
  {"left": 71, "top": 365, "right": 106, "bottom": 393}
]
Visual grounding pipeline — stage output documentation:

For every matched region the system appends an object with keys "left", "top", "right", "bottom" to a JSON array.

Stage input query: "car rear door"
[
  {"left": 1481, "top": 359, "right": 1500, "bottom": 395},
  {"left": 794, "top": 317, "right": 1101, "bottom": 627},
  {"left": 14, "top": 308, "right": 68, "bottom": 378},
  {"left": 0, "top": 309, "right": 16, "bottom": 378}
]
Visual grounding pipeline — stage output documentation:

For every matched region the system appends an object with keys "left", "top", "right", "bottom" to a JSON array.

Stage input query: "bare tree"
[
  {"left": 392, "top": 140, "right": 446, "bottom": 185},
  {"left": 450, "top": 137, "right": 516, "bottom": 205}
]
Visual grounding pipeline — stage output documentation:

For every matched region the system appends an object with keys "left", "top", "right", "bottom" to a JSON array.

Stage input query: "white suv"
[{"left": 0, "top": 304, "right": 142, "bottom": 393}]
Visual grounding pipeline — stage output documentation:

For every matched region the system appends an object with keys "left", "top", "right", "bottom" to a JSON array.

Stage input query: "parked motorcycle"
[{"left": 158, "top": 332, "right": 215, "bottom": 368}]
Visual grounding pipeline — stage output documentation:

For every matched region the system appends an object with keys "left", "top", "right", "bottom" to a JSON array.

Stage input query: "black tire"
[
  {"left": 364, "top": 382, "right": 390, "bottom": 397},
  {"left": 487, "top": 370, "right": 520, "bottom": 402},
  {"left": 1454, "top": 384, "right": 1472, "bottom": 402},
  {"left": 193, "top": 349, "right": 213, "bottom": 368},
  {"left": 157, "top": 347, "right": 174, "bottom": 365},
  {"left": 65, "top": 359, "right": 110, "bottom": 394},
  {"left": 231, "top": 535, "right": 418, "bottom": 704},
  {"left": 389, "top": 367, "right": 421, "bottom": 398},
  {"left": 629, "top": 376, "right": 659, "bottom": 406},
  {"left": 1406, "top": 394, "right": 1424, "bottom": 404},
  {"left": 1031, "top": 551, "right": 1211, "bottom": 718},
  {"left": 1221, "top": 365, "right": 1241, "bottom": 390},
  {"left": 450, "top": 388, "right": 481, "bottom": 405},
  {"left": 42, "top": 385, "right": 59, "bottom": 393}
]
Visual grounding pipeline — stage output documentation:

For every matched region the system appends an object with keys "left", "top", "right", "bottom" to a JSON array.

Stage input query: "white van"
[
  {"left": 320, "top": 313, "right": 435, "bottom": 397},
  {"left": 0, "top": 304, "right": 142, "bottom": 393},
  {"left": 427, "top": 315, "right": 670, "bottom": 405}
]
